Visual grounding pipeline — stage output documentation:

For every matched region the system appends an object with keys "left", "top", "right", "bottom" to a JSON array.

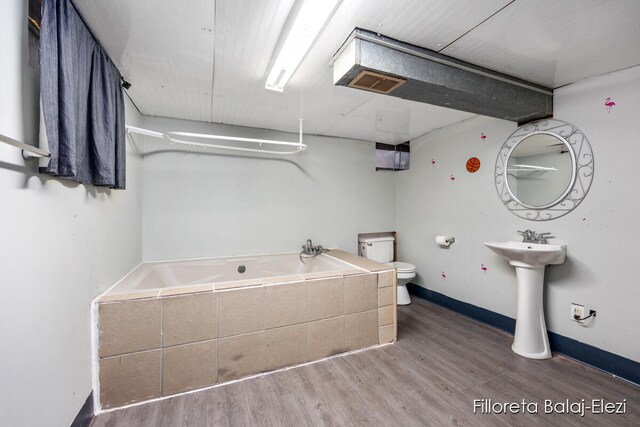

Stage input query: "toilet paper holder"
[{"left": 436, "top": 236, "right": 455, "bottom": 246}]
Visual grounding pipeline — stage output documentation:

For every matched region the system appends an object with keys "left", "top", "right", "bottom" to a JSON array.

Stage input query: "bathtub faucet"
[{"left": 301, "top": 239, "right": 324, "bottom": 256}]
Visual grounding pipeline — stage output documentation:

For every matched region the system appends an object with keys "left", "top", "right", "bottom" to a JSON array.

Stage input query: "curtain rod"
[
  {"left": 1, "top": 122, "right": 308, "bottom": 161},
  {"left": 0, "top": 132, "right": 50, "bottom": 159},
  {"left": 126, "top": 122, "right": 307, "bottom": 155}
]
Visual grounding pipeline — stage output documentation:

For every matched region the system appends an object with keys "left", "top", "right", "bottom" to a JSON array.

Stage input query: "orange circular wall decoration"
[{"left": 466, "top": 157, "right": 481, "bottom": 173}]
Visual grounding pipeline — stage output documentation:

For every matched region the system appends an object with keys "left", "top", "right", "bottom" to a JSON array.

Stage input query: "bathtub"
[
  {"left": 95, "top": 249, "right": 397, "bottom": 411},
  {"left": 105, "top": 251, "right": 367, "bottom": 297}
]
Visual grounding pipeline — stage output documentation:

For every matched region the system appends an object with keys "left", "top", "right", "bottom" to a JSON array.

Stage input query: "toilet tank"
[{"left": 358, "top": 236, "right": 394, "bottom": 263}]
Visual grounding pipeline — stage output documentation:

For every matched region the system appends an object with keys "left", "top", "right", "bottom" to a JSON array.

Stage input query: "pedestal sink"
[{"left": 484, "top": 241, "right": 567, "bottom": 359}]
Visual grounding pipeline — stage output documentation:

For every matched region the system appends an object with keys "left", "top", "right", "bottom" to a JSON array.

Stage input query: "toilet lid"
[{"left": 386, "top": 261, "right": 416, "bottom": 272}]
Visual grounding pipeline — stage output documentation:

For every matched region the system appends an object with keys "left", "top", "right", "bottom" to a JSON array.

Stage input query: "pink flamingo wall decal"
[
  {"left": 481, "top": 264, "right": 488, "bottom": 273},
  {"left": 450, "top": 174, "right": 455, "bottom": 183},
  {"left": 441, "top": 271, "right": 446, "bottom": 279},
  {"left": 604, "top": 97, "right": 616, "bottom": 113},
  {"left": 480, "top": 132, "right": 487, "bottom": 141}
]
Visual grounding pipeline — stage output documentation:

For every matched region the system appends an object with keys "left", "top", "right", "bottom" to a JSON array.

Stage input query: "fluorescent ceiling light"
[{"left": 265, "top": 0, "right": 341, "bottom": 92}]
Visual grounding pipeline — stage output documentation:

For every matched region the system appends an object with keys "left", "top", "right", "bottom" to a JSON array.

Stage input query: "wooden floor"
[{"left": 91, "top": 298, "right": 640, "bottom": 426}]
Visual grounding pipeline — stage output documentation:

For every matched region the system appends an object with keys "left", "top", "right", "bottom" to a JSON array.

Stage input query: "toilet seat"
[{"left": 385, "top": 261, "right": 416, "bottom": 273}]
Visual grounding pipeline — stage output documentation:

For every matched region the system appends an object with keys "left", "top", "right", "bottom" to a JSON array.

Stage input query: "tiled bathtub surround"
[{"left": 97, "top": 253, "right": 397, "bottom": 410}]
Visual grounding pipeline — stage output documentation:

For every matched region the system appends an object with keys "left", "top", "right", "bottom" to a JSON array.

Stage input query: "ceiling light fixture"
[{"left": 265, "top": 0, "right": 341, "bottom": 92}]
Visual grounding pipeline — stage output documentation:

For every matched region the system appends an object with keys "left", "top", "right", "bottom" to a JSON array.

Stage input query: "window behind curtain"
[{"left": 28, "top": 0, "right": 42, "bottom": 71}]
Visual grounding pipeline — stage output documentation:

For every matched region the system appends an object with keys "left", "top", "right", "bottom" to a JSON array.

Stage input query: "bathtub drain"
[{"left": 238, "top": 265, "right": 246, "bottom": 273}]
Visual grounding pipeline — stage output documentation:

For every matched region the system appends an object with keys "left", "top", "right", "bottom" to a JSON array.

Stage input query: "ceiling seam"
[
  {"left": 553, "top": 62, "right": 640, "bottom": 91},
  {"left": 410, "top": 114, "right": 481, "bottom": 143},
  {"left": 319, "top": 95, "right": 376, "bottom": 135},
  {"left": 438, "top": 0, "right": 516, "bottom": 53}
]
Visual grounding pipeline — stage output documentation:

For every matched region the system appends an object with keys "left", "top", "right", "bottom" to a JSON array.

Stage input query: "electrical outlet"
[{"left": 571, "top": 303, "right": 585, "bottom": 321}]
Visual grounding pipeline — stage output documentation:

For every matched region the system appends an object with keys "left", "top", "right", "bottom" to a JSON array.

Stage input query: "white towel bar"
[{"left": 0, "top": 132, "right": 50, "bottom": 159}]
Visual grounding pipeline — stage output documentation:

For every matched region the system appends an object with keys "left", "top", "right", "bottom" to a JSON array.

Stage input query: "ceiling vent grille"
[{"left": 347, "top": 70, "right": 406, "bottom": 94}]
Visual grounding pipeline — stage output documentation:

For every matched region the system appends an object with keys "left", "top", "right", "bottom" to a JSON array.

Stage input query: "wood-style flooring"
[{"left": 91, "top": 298, "right": 640, "bottom": 426}]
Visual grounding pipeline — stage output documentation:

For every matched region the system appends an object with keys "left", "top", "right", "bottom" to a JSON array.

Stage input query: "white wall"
[
  {"left": 0, "top": 1, "right": 143, "bottom": 425},
  {"left": 142, "top": 116, "right": 396, "bottom": 261},
  {"left": 396, "top": 65, "right": 640, "bottom": 362}
]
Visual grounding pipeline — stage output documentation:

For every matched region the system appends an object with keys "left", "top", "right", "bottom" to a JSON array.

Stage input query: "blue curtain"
[{"left": 40, "top": 0, "right": 126, "bottom": 189}]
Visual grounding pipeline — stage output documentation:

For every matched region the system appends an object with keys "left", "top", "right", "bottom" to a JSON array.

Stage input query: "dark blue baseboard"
[
  {"left": 407, "top": 283, "right": 640, "bottom": 386},
  {"left": 70, "top": 392, "right": 93, "bottom": 427}
]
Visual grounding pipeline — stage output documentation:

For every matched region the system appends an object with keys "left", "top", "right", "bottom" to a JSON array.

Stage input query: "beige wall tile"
[
  {"left": 377, "top": 270, "right": 394, "bottom": 288},
  {"left": 344, "top": 274, "right": 377, "bottom": 314},
  {"left": 378, "top": 286, "right": 393, "bottom": 308},
  {"left": 99, "top": 299, "right": 161, "bottom": 357},
  {"left": 99, "top": 350, "right": 161, "bottom": 409},
  {"left": 218, "top": 332, "right": 266, "bottom": 382},
  {"left": 99, "top": 290, "right": 160, "bottom": 303},
  {"left": 393, "top": 273, "right": 397, "bottom": 340},
  {"left": 300, "top": 271, "right": 342, "bottom": 280},
  {"left": 324, "top": 249, "right": 356, "bottom": 262},
  {"left": 378, "top": 305, "right": 394, "bottom": 326},
  {"left": 162, "top": 292, "right": 216, "bottom": 347},
  {"left": 358, "top": 259, "right": 392, "bottom": 272},
  {"left": 162, "top": 340, "right": 217, "bottom": 396},
  {"left": 341, "top": 269, "right": 369, "bottom": 276},
  {"left": 266, "top": 281, "right": 307, "bottom": 329},
  {"left": 158, "top": 284, "right": 214, "bottom": 297},
  {"left": 214, "top": 278, "right": 263, "bottom": 291},
  {"left": 379, "top": 324, "right": 395, "bottom": 344},
  {"left": 262, "top": 275, "right": 305, "bottom": 285},
  {"left": 217, "top": 286, "right": 265, "bottom": 337},
  {"left": 307, "top": 277, "right": 344, "bottom": 321},
  {"left": 307, "top": 316, "right": 345, "bottom": 360},
  {"left": 265, "top": 324, "right": 308, "bottom": 371},
  {"left": 326, "top": 249, "right": 388, "bottom": 272},
  {"left": 346, "top": 310, "right": 378, "bottom": 351}
]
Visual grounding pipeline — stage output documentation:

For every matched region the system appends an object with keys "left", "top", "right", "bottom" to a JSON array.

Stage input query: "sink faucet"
[
  {"left": 518, "top": 230, "right": 552, "bottom": 244},
  {"left": 518, "top": 229, "right": 533, "bottom": 242}
]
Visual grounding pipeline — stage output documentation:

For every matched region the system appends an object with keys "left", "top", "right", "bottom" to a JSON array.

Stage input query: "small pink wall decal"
[
  {"left": 431, "top": 158, "right": 436, "bottom": 166},
  {"left": 481, "top": 132, "right": 487, "bottom": 141},
  {"left": 481, "top": 264, "right": 488, "bottom": 273},
  {"left": 450, "top": 174, "right": 455, "bottom": 183},
  {"left": 604, "top": 97, "right": 616, "bottom": 113}
]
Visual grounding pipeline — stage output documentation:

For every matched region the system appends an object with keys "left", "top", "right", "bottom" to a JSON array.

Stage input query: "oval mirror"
[
  {"left": 505, "top": 132, "right": 576, "bottom": 209},
  {"left": 495, "top": 119, "right": 594, "bottom": 221}
]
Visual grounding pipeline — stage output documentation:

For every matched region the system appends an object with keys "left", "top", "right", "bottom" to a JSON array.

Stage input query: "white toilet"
[{"left": 358, "top": 236, "right": 415, "bottom": 305}]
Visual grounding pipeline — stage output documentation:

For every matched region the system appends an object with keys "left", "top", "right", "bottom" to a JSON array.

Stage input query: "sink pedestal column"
[{"left": 512, "top": 266, "right": 551, "bottom": 359}]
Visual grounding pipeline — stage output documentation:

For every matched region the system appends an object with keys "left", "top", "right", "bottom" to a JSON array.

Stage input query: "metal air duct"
[{"left": 333, "top": 29, "right": 553, "bottom": 124}]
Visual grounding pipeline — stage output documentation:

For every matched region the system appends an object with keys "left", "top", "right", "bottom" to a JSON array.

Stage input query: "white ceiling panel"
[
  {"left": 211, "top": 0, "right": 295, "bottom": 125},
  {"left": 441, "top": 0, "right": 640, "bottom": 88},
  {"left": 322, "top": 94, "right": 476, "bottom": 144},
  {"left": 75, "top": 0, "right": 640, "bottom": 143},
  {"left": 207, "top": 0, "right": 510, "bottom": 139},
  {"left": 74, "top": 0, "right": 215, "bottom": 122}
]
